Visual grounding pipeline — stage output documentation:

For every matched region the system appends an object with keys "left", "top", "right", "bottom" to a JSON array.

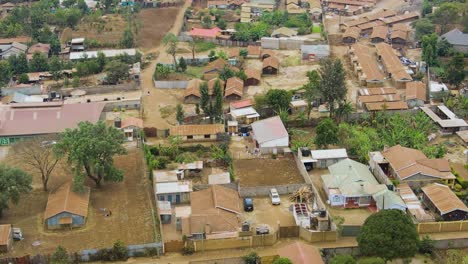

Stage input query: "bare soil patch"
[
  {"left": 137, "top": 7, "right": 181, "bottom": 50},
  {"left": 233, "top": 158, "right": 304, "bottom": 187},
  {"left": 0, "top": 147, "right": 156, "bottom": 256},
  {"left": 243, "top": 196, "right": 296, "bottom": 231}
]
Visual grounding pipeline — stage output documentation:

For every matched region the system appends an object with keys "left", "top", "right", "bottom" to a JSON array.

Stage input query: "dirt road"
[{"left": 140, "top": 0, "right": 192, "bottom": 129}]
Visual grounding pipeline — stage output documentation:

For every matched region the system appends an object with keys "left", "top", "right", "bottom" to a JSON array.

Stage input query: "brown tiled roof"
[
  {"left": 0, "top": 224, "right": 11, "bottom": 246},
  {"left": 405, "top": 81, "right": 426, "bottom": 101},
  {"left": 262, "top": 56, "right": 279, "bottom": 70},
  {"left": 392, "top": 23, "right": 410, "bottom": 32},
  {"left": 203, "top": 58, "right": 230, "bottom": 73},
  {"left": 344, "top": 18, "right": 369, "bottom": 28},
  {"left": 0, "top": 36, "right": 31, "bottom": 44},
  {"left": 261, "top": 49, "right": 275, "bottom": 60},
  {"left": 278, "top": 241, "right": 324, "bottom": 264},
  {"left": 381, "top": 12, "right": 419, "bottom": 25},
  {"left": 375, "top": 43, "right": 412, "bottom": 81},
  {"left": 350, "top": 44, "right": 384, "bottom": 82},
  {"left": 365, "top": 101, "right": 408, "bottom": 111},
  {"left": 44, "top": 183, "right": 91, "bottom": 220},
  {"left": 382, "top": 145, "right": 455, "bottom": 180},
  {"left": 422, "top": 183, "right": 468, "bottom": 215},
  {"left": 170, "top": 124, "right": 225, "bottom": 136},
  {"left": 364, "top": 9, "right": 396, "bottom": 21},
  {"left": 391, "top": 29, "right": 408, "bottom": 40},
  {"left": 370, "top": 26, "right": 388, "bottom": 40},
  {"left": 28, "top": 43, "right": 51, "bottom": 54},
  {"left": 225, "top": 77, "right": 243, "bottom": 98},
  {"left": 358, "top": 94, "right": 399, "bottom": 103},
  {"left": 207, "top": 78, "right": 225, "bottom": 94},
  {"left": 230, "top": 98, "right": 253, "bottom": 109},
  {"left": 184, "top": 79, "right": 204, "bottom": 98},
  {"left": 189, "top": 185, "right": 241, "bottom": 234},
  {"left": 343, "top": 27, "right": 361, "bottom": 40},
  {"left": 228, "top": 47, "right": 240, "bottom": 58},
  {"left": 121, "top": 117, "right": 143, "bottom": 129},
  {"left": 326, "top": 0, "right": 371, "bottom": 7},
  {"left": 245, "top": 68, "right": 261, "bottom": 81},
  {"left": 357, "top": 20, "right": 386, "bottom": 31},
  {"left": 247, "top": 45, "right": 261, "bottom": 56}
]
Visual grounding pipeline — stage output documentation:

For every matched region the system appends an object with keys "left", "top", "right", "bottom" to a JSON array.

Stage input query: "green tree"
[
  {"left": 213, "top": 79, "right": 224, "bottom": 121},
  {"left": 446, "top": 52, "right": 465, "bottom": 87},
  {"left": 446, "top": 249, "right": 466, "bottom": 264},
  {"left": 421, "top": 33, "right": 438, "bottom": 66},
  {"left": 219, "top": 65, "right": 235, "bottom": 81},
  {"left": 240, "top": 49, "right": 248, "bottom": 57},
  {"left": 0, "top": 60, "right": 12, "bottom": 86},
  {"left": 0, "top": 164, "right": 32, "bottom": 216},
  {"left": 178, "top": 57, "right": 187, "bottom": 72},
  {"left": 357, "top": 210, "right": 418, "bottom": 260},
  {"left": 217, "top": 18, "right": 227, "bottom": 30},
  {"left": 96, "top": 51, "right": 107, "bottom": 72},
  {"left": 436, "top": 38, "right": 452, "bottom": 57},
  {"left": 153, "top": 64, "right": 172, "bottom": 80},
  {"left": 242, "top": 252, "right": 260, "bottom": 264},
  {"left": 162, "top": 33, "right": 179, "bottom": 70},
  {"left": 105, "top": 60, "right": 129, "bottom": 84},
  {"left": 202, "top": 15, "right": 212, "bottom": 28},
  {"left": 199, "top": 82, "right": 210, "bottom": 114},
  {"left": 195, "top": 103, "right": 200, "bottom": 115},
  {"left": 50, "top": 246, "right": 69, "bottom": 264},
  {"left": 49, "top": 35, "right": 61, "bottom": 55},
  {"left": 110, "top": 240, "right": 128, "bottom": 261},
  {"left": 29, "top": 52, "right": 49, "bottom": 72},
  {"left": 318, "top": 58, "right": 347, "bottom": 116},
  {"left": 278, "top": 109, "right": 289, "bottom": 128},
  {"left": 357, "top": 257, "right": 385, "bottom": 264},
  {"left": 8, "top": 53, "right": 28, "bottom": 75},
  {"left": 121, "top": 27, "right": 134, "bottom": 48},
  {"left": 303, "top": 70, "right": 321, "bottom": 119},
  {"left": 265, "top": 89, "right": 292, "bottom": 113},
  {"left": 54, "top": 121, "right": 127, "bottom": 189},
  {"left": 330, "top": 255, "right": 356, "bottom": 264},
  {"left": 315, "top": 118, "right": 338, "bottom": 149},
  {"left": 176, "top": 104, "right": 184, "bottom": 124},
  {"left": 49, "top": 56, "right": 62, "bottom": 81},
  {"left": 72, "top": 76, "right": 80, "bottom": 88},
  {"left": 272, "top": 257, "right": 293, "bottom": 264},
  {"left": 336, "top": 101, "right": 353, "bottom": 122},
  {"left": 418, "top": 235, "right": 435, "bottom": 255},
  {"left": 413, "top": 18, "right": 435, "bottom": 40},
  {"left": 18, "top": 73, "right": 29, "bottom": 83},
  {"left": 431, "top": 2, "right": 462, "bottom": 34}
]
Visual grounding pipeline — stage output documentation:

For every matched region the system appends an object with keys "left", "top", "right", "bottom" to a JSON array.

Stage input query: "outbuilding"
[
  {"left": 421, "top": 183, "right": 468, "bottom": 221},
  {"left": 44, "top": 183, "right": 91, "bottom": 230},
  {"left": 405, "top": 81, "right": 426, "bottom": 107},
  {"left": 262, "top": 56, "right": 279, "bottom": 75},
  {"left": 170, "top": 124, "right": 225, "bottom": 141},
  {"left": 251, "top": 116, "right": 289, "bottom": 154},
  {"left": 244, "top": 68, "right": 261, "bottom": 86},
  {"left": 224, "top": 76, "right": 244, "bottom": 101},
  {"left": 155, "top": 181, "right": 192, "bottom": 204},
  {"left": 0, "top": 224, "right": 12, "bottom": 253}
]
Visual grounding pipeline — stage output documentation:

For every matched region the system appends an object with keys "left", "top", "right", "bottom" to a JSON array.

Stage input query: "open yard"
[
  {"left": 233, "top": 158, "right": 304, "bottom": 187},
  {"left": 136, "top": 7, "right": 181, "bottom": 50},
  {"left": 0, "top": 147, "right": 156, "bottom": 256},
  {"left": 243, "top": 196, "right": 296, "bottom": 232}
]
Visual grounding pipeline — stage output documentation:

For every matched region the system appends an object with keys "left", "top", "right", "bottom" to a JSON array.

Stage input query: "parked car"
[
  {"left": 269, "top": 188, "right": 281, "bottom": 205},
  {"left": 243, "top": 198, "right": 254, "bottom": 211},
  {"left": 13, "top": 228, "right": 23, "bottom": 241}
]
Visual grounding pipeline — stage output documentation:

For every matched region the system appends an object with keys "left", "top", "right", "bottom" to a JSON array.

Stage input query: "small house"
[
  {"left": 246, "top": 45, "right": 261, "bottom": 59},
  {"left": 227, "top": 120, "right": 238, "bottom": 133},
  {"left": 300, "top": 45, "right": 330, "bottom": 62},
  {"left": 390, "top": 24, "right": 410, "bottom": 45},
  {"left": 183, "top": 79, "right": 204, "bottom": 103},
  {"left": 0, "top": 42, "right": 27, "bottom": 59},
  {"left": 261, "top": 49, "right": 275, "bottom": 61},
  {"left": 158, "top": 200, "right": 172, "bottom": 224},
  {"left": 70, "top": 38, "right": 85, "bottom": 52},
  {"left": 342, "top": 27, "right": 361, "bottom": 44},
  {"left": 365, "top": 101, "right": 408, "bottom": 112},
  {"left": 0, "top": 2, "right": 15, "bottom": 15},
  {"left": 120, "top": 117, "right": 144, "bottom": 141},
  {"left": 440, "top": 28, "right": 468, "bottom": 53},
  {"left": 203, "top": 58, "right": 236, "bottom": 80},
  {"left": 251, "top": 116, "right": 288, "bottom": 154},
  {"left": 298, "top": 148, "right": 348, "bottom": 170},
  {"left": 230, "top": 98, "right": 253, "bottom": 111},
  {"left": 27, "top": 43, "right": 51, "bottom": 60},
  {"left": 230, "top": 106, "right": 260, "bottom": 124},
  {"left": 224, "top": 76, "right": 244, "bottom": 101},
  {"left": 420, "top": 105, "right": 468, "bottom": 134},
  {"left": 155, "top": 181, "right": 192, "bottom": 204},
  {"left": 189, "top": 27, "right": 221, "bottom": 40},
  {"left": 244, "top": 68, "right": 261, "bottom": 86},
  {"left": 290, "top": 100, "right": 307, "bottom": 114},
  {"left": 405, "top": 81, "right": 426, "bottom": 107},
  {"left": 44, "top": 183, "right": 91, "bottom": 230},
  {"left": 262, "top": 56, "right": 279, "bottom": 75},
  {"left": 170, "top": 124, "right": 225, "bottom": 141},
  {"left": 421, "top": 183, "right": 468, "bottom": 221},
  {"left": 271, "top": 27, "right": 298, "bottom": 38},
  {"left": 370, "top": 26, "right": 388, "bottom": 43},
  {"left": 0, "top": 224, "right": 12, "bottom": 253}
]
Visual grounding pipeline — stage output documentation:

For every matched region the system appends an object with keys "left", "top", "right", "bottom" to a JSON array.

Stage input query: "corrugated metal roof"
[
  {"left": 251, "top": 116, "right": 288, "bottom": 144},
  {"left": 310, "top": 149, "right": 348, "bottom": 160},
  {"left": 44, "top": 183, "right": 90, "bottom": 220},
  {"left": 422, "top": 183, "right": 468, "bottom": 215},
  {"left": 0, "top": 224, "right": 11, "bottom": 246},
  {"left": 70, "top": 49, "right": 136, "bottom": 60},
  {"left": 155, "top": 181, "right": 192, "bottom": 194}
]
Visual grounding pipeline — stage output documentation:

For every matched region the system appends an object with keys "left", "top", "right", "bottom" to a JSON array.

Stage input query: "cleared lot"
[{"left": 242, "top": 196, "right": 296, "bottom": 232}]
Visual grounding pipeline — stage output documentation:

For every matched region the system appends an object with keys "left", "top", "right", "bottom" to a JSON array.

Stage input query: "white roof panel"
[
  {"left": 311, "top": 149, "right": 348, "bottom": 160},
  {"left": 155, "top": 181, "right": 192, "bottom": 194},
  {"left": 70, "top": 48, "right": 137, "bottom": 60}
]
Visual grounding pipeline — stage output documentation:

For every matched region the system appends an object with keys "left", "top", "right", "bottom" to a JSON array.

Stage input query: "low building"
[
  {"left": 262, "top": 56, "right": 279, "bottom": 75},
  {"left": 397, "top": 183, "right": 434, "bottom": 222},
  {"left": 357, "top": 94, "right": 400, "bottom": 108},
  {"left": 230, "top": 106, "right": 260, "bottom": 124},
  {"left": 244, "top": 68, "right": 261, "bottom": 86},
  {"left": 348, "top": 44, "right": 384, "bottom": 87},
  {"left": 358, "top": 87, "right": 397, "bottom": 96},
  {"left": 381, "top": 12, "right": 419, "bottom": 26},
  {"left": 380, "top": 145, "right": 456, "bottom": 188},
  {"left": 300, "top": 45, "right": 330, "bottom": 62},
  {"left": 189, "top": 27, "right": 221, "bottom": 39},
  {"left": 120, "top": 117, "right": 143, "bottom": 141},
  {"left": 405, "top": 81, "right": 426, "bottom": 107},
  {"left": 271, "top": 27, "right": 298, "bottom": 38},
  {"left": 290, "top": 99, "right": 307, "bottom": 114},
  {"left": 261, "top": 49, "right": 275, "bottom": 61},
  {"left": 0, "top": 224, "right": 12, "bottom": 253},
  {"left": 429, "top": 81, "right": 449, "bottom": 100},
  {"left": 153, "top": 170, "right": 183, "bottom": 183},
  {"left": 342, "top": 27, "right": 361, "bottom": 44},
  {"left": 70, "top": 38, "right": 85, "bottom": 51},
  {"left": 247, "top": 45, "right": 261, "bottom": 59},
  {"left": 421, "top": 183, "right": 468, "bottom": 221},
  {"left": 170, "top": 124, "right": 225, "bottom": 141},
  {"left": 0, "top": 2, "right": 15, "bottom": 14},
  {"left": 230, "top": 98, "right": 253, "bottom": 111},
  {"left": 69, "top": 48, "right": 136, "bottom": 60},
  {"left": 375, "top": 43, "right": 412, "bottom": 88},
  {"left": 420, "top": 105, "right": 468, "bottom": 134},
  {"left": 440, "top": 28, "right": 468, "bottom": 53},
  {"left": 158, "top": 200, "right": 172, "bottom": 224},
  {"left": 0, "top": 42, "right": 27, "bottom": 59},
  {"left": 277, "top": 241, "right": 324, "bottom": 264},
  {"left": 155, "top": 181, "right": 192, "bottom": 204},
  {"left": 365, "top": 101, "right": 408, "bottom": 112},
  {"left": 224, "top": 76, "right": 243, "bottom": 101},
  {"left": 390, "top": 24, "right": 410, "bottom": 45},
  {"left": 27, "top": 43, "right": 51, "bottom": 60},
  {"left": 370, "top": 26, "right": 388, "bottom": 43},
  {"left": 183, "top": 185, "right": 241, "bottom": 238},
  {"left": 251, "top": 116, "right": 288, "bottom": 154},
  {"left": 203, "top": 58, "right": 236, "bottom": 80},
  {"left": 298, "top": 148, "right": 348, "bottom": 170},
  {"left": 183, "top": 79, "right": 204, "bottom": 103},
  {"left": 1, "top": 83, "right": 43, "bottom": 96},
  {"left": 44, "top": 183, "right": 91, "bottom": 230}
]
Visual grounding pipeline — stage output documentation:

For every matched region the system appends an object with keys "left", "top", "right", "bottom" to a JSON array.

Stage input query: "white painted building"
[{"left": 251, "top": 116, "right": 289, "bottom": 154}]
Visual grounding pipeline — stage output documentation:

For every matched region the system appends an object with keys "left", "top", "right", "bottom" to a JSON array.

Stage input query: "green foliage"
[
  {"left": 194, "top": 41, "right": 216, "bottom": 52},
  {"left": 29, "top": 52, "right": 49, "bottom": 72},
  {"left": 318, "top": 58, "right": 347, "bottom": 115},
  {"left": 240, "top": 49, "right": 248, "bottom": 57},
  {"left": 357, "top": 210, "right": 418, "bottom": 260},
  {"left": 8, "top": 54, "right": 28, "bottom": 75},
  {"left": 357, "top": 257, "right": 385, "bottom": 264},
  {"left": 94, "top": 240, "right": 128, "bottom": 261},
  {"left": 199, "top": 82, "right": 210, "bottom": 114},
  {"left": 18, "top": 73, "right": 29, "bottom": 84},
  {"left": 0, "top": 60, "right": 12, "bottom": 86},
  {"left": 413, "top": 18, "right": 435, "bottom": 40},
  {"left": 120, "top": 27, "right": 134, "bottom": 48},
  {"left": 431, "top": 2, "right": 462, "bottom": 34},
  {"left": 163, "top": 33, "right": 179, "bottom": 69},
  {"left": 234, "top": 22, "right": 270, "bottom": 41},
  {"left": 0, "top": 164, "right": 32, "bottom": 216},
  {"left": 302, "top": 70, "right": 320, "bottom": 119},
  {"left": 50, "top": 246, "right": 69, "bottom": 264},
  {"left": 422, "top": 33, "right": 438, "bottom": 66},
  {"left": 446, "top": 249, "right": 466, "bottom": 264},
  {"left": 242, "top": 252, "right": 261, "bottom": 264},
  {"left": 436, "top": 38, "right": 452, "bottom": 57},
  {"left": 49, "top": 56, "right": 63, "bottom": 81},
  {"left": 315, "top": 118, "right": 338, "bottom": 149},
  {"left": 105, "top": 60, "right": 129, "bottom": 84},
  {"left": 176, "top": 104, "right": 184, "bottom": 124},
  {"left": 445, "top": 53, "right": 465, "bottom": 87},
  {"left": 175, "top": 152, "right": 197, "bottom": 164},
  {"left": 330, "top": 255, "right": 356, "bottom": 264},
  {"left": 265, "top": 89, "right": 292, "bottom": 113},
  {"left": 332, "top": 215, "right": 345, "bottom": 236},
  {"left": 153, "top": 64, "right": 173, "bottom": 80},
  {"left": 217, "top": 18, "right": 227, "bottom": 30},
  {"left": 202, "top": 15, "right": 212, "bottom": 28},
  {"left": 178, "top": 57, "right": 187, "bottom": 72},
  {"left": 54, "top": 121, "right": 127, "bottom": 188},
  {"left": 195, "top": 103, "right": 200, "bottom": 115},
  {"left": 72, "top": 76, "right": 80, "bottom": 88},
  {"left": 445, "top": 96, "right": 468, "bottom": 119},
  {"left": 213, "top": 79, "right": 224, "bottom": 121},
  {"left": 418, "top": 235, "right": 435, "bottom": 255},
  {"left": 272, "top": 257, "right": 293, "bottom": 264},
  {"left": 211, "top": 143, "right": 232, "bottom": 166}
]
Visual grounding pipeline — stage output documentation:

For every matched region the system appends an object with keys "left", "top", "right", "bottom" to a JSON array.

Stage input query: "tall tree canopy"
[
  {"left": 357, "top": 210, "right": 418, "bottom": 260},
  {"left": 318, "top": 58, "right": 347, "bottom": 116},
  {"left": 265, "top": 89, "right": 292, "bottom": 113},
  {"left": 0, "top": 164, "right": 32, "bottom": 216},
  {"left": 105, "top": 60, "right": 130, "bottom": 84},
  {"left": 446, "top": 52, "right": 465, "bottom": 87},
  {"left": 54, "top": 121, "right": 127, "bottom": 189},
  {"left": 302, "top": 70, "right": 321, "bottom": 120},
  {"left": 431, "top": 2, "right": 462, "bottom": 34},
  {"left": 421, "top": 33, "right": 438, "bottom": 66},
  {"left": 162, "top": 33, "right": 179, "bottom": 70},
  {"left": 315, "top": 118, "right": 339, "bottom": 149}
]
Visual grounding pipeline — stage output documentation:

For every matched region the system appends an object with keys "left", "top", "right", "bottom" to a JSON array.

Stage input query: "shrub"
[
  {"left": 243, "top": 252, "right": 261, "bottom": 264},
  {"left": 357, "top": 257, "right": 385, "bottom": 264},
  {"left": 181, "top": 245, "right": 194, "bottom": 255},
  {"left": 110, "top": 240, "right": 128, "bottom": 261},
  {"left": 330, "top": 254, "right": 356, "bottom": 264},
  {"left": 144, "top": 247, "right": 160, "bottom": 257},
  {"left": 418, "top": 235, "right": 435, "bottom": 255}
]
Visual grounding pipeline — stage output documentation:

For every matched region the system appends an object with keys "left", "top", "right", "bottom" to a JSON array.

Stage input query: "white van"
[{"left": 269, "top": 188, "right": 281, "bottom": 205}]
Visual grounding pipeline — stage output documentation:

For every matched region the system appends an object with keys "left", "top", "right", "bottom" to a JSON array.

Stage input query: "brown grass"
[{"left": 136, "top": 7, "right": 181, "bottom": 50}]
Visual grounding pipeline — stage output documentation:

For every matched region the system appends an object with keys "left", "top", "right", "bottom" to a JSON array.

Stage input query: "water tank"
[
  {"left": 319, "top": 210, "right": 326, "bottom": 218},
  {"left": 114, "top": 117, "right": 122, "bottom": 128},
  {"left": 300, "top": 147, "right": 310, "bottom": 157},
  {"left": 50, "top": 91, "right": 57, "bottom": 98},
  {"left": 242, "top": 221, "right": 250, "bottom": 232}
]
